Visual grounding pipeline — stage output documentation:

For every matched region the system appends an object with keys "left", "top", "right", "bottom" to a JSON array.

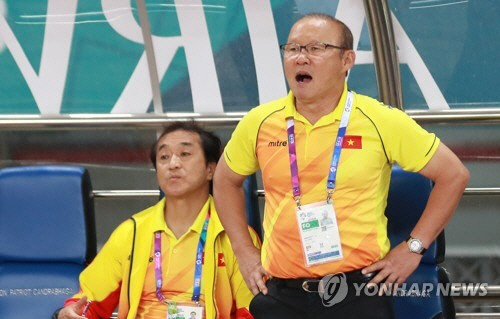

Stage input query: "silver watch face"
[{"left": 409, "top": 239, "right": 423, "bottom": 252}]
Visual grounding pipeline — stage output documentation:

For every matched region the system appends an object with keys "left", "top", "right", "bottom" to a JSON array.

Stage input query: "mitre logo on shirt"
[
  {"left": 342, "top": 135, "right": 362, "bottom": 149},
  {"left": 218, "top": 253, "right": 226, "bottom": 266},
  {"left": 267, "top": 140, "right": 288, "bottom": 147}
]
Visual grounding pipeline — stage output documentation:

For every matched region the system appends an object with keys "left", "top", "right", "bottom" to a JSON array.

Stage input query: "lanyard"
[
  {"left": 154, "top": 211, "right": 210, "bottom": 303},
  {"left": 286, "top": 91, "right": 354, "bottom": 207}
]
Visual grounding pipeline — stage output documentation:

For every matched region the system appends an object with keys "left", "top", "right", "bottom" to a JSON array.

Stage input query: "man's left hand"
[{"left": 361, "top": 242, "right": 422, "bottom": 295}]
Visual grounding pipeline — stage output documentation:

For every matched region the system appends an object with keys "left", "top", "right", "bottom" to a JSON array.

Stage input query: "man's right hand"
[
  {"left": 58, "top": 295, "right": 88, "bottom": 319},
  {"left": 235, "top": 244, "right": 269, "bottom": 295},
  {"left": 213, "top": 158, "right": 269, "bottom": 294}
]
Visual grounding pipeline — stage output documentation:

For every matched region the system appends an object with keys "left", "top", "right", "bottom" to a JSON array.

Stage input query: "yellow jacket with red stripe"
[{"left": 63, "top": 196, "right": 260, "bottom": 319}]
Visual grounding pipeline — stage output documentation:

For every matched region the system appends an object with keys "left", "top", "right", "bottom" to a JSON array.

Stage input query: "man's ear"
[
  {"left": 343, "top": 49, "right": 356, "bottom": 69},
  {"left": 206, "top": 162, "right": 217, "bottom": 180}
]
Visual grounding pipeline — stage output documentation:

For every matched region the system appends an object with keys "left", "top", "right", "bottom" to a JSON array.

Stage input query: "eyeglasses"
[{"left": 280, "top": 42, "right": 347, "bottom": 58}]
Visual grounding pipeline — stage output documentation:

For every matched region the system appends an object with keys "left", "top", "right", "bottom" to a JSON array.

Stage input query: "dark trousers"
[{"left": 249, "top": 270, "right": 394, "bottom": 319}]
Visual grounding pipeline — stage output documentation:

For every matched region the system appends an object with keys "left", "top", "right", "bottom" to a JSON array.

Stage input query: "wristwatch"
[{"left": 406, "top": 236, "right": 427, "bottom": 255}]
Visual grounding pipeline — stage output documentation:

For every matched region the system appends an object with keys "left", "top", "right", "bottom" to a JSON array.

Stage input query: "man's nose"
[
  {"left": 295, "top": 49, "right": 310, "bottom": 63},
  {"left": 168, "top": 154, "right": 181, "bottom": 168}
]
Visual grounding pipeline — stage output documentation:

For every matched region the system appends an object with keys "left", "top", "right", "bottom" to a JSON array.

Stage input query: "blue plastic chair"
[
  {"left": 0, "top": 165, "right": 96, "bottom": 319},
  {"left": 385, "top": 165, "right": 455, "bottom": 319},
  {"left": 243, "top": 174, "right": 262, "bottom": 239}
]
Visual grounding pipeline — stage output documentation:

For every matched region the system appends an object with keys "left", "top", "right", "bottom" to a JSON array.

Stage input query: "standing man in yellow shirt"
[
  {"left": 213, "top": 13, "right": 469, "bottom": 318},
  {"left": 55, "top": 121, "right": 260, "bottom": 319}
]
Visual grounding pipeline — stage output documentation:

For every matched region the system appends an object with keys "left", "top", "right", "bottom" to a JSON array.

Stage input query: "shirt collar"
[
  {"left": 187, "top": 197, "right": 211, "bottom": 234},
  {"left": 152, "top": 196, "right": 211, "bottom": 235},
  {"left": 283, "top": 83, "right": 349, "bottom": 126}
]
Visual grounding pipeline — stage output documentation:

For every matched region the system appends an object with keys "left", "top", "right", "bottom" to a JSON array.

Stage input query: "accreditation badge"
[
  {"left": 166, "top": 300, "right": 204, "bottom": 319},
  {"left": 296, "top": 201, "right": 343, "bottom": 267}
]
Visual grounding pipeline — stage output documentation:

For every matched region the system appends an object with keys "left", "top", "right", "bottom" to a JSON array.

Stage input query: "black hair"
[{"left": 150, "top": 121, "right": 222, "bottom": 169}]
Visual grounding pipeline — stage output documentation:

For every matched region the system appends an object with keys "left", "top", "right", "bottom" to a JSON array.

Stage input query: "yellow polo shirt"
[
  {"left": 224, "top": 85, "right": 439, "bottom": 278},
  {"left": 136, "top": 199, "right": 210, "bottom": 318}
]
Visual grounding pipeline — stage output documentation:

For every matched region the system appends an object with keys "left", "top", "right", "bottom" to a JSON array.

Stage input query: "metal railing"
[
  {"left": 457, "top": 315, "right": 500, "bottom": 318},
  {"left": 454, "top": 285, "right": 500, "bottom": 303},
  {"left": 3, "top": 111, "right": 500, "bottom": 198},
  {"left": 252, "top": 188, "right": 500, "bottom": 198},
  {"left": 1, "top": 108, "right": 500, "bottom": 130},
  {"left": 0, "top": 113, "right": 247, "bottom": 130},
  {"left": 364, "top": 0, "right": 403, "bottom": 109},
  {"left": 92, "top": 187, "right": 500, "bottom": 199},
  {"left": 1, "top": 110, "right": 499, "bottom": 200}
]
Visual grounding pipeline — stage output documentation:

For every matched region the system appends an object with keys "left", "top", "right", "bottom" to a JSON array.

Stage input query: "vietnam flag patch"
[
  {"left": 342, "top": 135, "right": 362, "bottom": 149},
  {"left": 218, "top": 253, "right": 226, "bottom": 266}
]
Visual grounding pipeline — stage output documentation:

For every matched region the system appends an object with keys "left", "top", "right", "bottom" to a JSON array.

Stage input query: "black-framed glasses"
[{"left": 279, "top": 42, "right": 347, "bottom": 57}]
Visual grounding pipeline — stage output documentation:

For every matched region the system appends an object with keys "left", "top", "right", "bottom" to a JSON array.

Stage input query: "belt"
[{"left": 272, "top": 269, "right": 376, "bottom": 293}]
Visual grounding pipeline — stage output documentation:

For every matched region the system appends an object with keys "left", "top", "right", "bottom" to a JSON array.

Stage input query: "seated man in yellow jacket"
[{"left": 54, "top": 121, "right": 260, "bottom": 319}]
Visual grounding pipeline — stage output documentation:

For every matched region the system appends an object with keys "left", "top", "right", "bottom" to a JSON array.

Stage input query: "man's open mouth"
[{"left": 296, "top": 72, "right": 312, "bottom": 83}]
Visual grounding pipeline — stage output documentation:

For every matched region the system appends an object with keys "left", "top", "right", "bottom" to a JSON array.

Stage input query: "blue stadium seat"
[
  {"left": 0, "top": 165, "right": 96, "bottom": 319},
  {"left": 385, "top": 165, "right": 455, "bottom": 319},
  {"left": 243, "top": 174, "right": 262, "bottom": 239}
]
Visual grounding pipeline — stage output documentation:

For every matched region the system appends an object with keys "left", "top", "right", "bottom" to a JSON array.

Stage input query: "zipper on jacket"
[{"left": 212, "top": 232, "right": 220, "bottom": 318}]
